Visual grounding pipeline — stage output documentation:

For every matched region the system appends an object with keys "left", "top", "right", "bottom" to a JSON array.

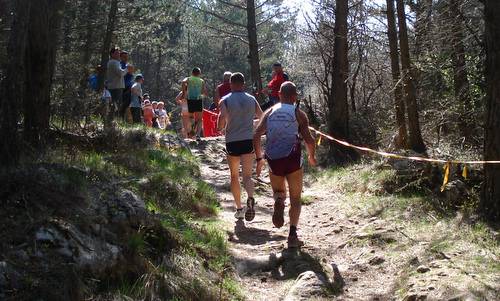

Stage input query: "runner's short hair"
[
  {"left": 280, "top": 81, "right": 297, "bottom": 99},
  {"left": 223, "top": 71, "right": 232, "bottom": 81},
  {"left": 273, "top": 62, "right": 282, "bottom": 67},
  {"left": 230, "top": 72, "right": 245, "bottom": 84},
  {"left": 192, "top": 67, "right": 201, "bottom": 75},
  {"left": 120, "top": 50, "right": 128, "bottom": 55}
]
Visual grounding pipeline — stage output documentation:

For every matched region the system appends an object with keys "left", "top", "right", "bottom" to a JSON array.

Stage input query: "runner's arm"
[
  {"left": 202, "top": 80, "right": 208, "bottom": 97},
  {"left": 217, "top": 102, "right": 227, "bottom": 131},
  {"left": 181, "top": 79, "right": 188, "bottom": 97},
  {"left": 255, "top": 99, "right": 263, "bottom": 119},
  {"left": 253, "top": 110, "right": 270, "bottom": 160},
  {"left": 297, "top": 110, "right": 317, "bottom": 166},
  {"left": 175, "top": 92, "right": 183, "bottom": 105}
]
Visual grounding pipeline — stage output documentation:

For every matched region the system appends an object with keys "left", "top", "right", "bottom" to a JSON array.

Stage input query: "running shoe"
[
  {"left": 245, "top": 197, "right": 256, "bottom": 221},
  {"left": 196, "top": 135, "right": 201, "bottom": 142},
  {"left": 287, "top": 235, "right": 304, "bottom": 248},
  {"left": 234, "top": 208, "right": 245, "bottom": 220},
  {"left": 272, "top": 197, "right": 285, "bottom": 228}
]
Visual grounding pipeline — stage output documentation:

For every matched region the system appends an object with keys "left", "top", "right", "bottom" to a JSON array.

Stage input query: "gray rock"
[
  {"left": 446, "top": 293, "right": 478, "bottom": 301},
  {"left": 284, "top": 271, "right": 330, "bottom": 301},
  {"left": 416, "top": 265, "right": 430, "bottom": 273},
  {"left": 234, "top": 252, "right": 281, "bottom": 275},
  {"left": 35, "top": 223, "right": 122, "bottom": 274},
  {"left": 403, "top": 292, "right": 428, "bottom": 301},
  {"left": 368, "top": 255, "right": 385, "bottom": 265},
  {"left": 443, "top": 180, "right": 468, "bottom": 204},
  {"left": 409, "top": 256, "right": 420, "bottom": 266},
  {"left": 120, "top": 189, "right": 145, "bottom": 210}
]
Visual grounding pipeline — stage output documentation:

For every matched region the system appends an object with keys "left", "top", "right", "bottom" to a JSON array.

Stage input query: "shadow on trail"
[
  {"left": 274, "top": 249, "right": 332, "bottom": 281},
  {"left": 233, "top": 245, "right": 344, "bottom": 295},
  {"left": 231, "top": 219, "right": 286, "bottom": 246}
]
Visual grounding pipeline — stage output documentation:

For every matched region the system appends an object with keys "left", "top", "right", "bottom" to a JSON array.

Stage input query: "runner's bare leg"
[
  {"left": 269, "top": 172, "right": 287, "bottom": 200},
  {"left": 240, "top": 153, "right": 255, "bottom": 199},
  {"left": 286, "top": 168, "right": 303, "bottom": 227},
  {"left": 227, "top": 155, "right": 242, "bottom": 209},
  {"left": 194, "top": 111, "right": 203, "bottom": 137}
]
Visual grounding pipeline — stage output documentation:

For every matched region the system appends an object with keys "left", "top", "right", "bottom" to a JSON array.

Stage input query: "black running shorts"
[
  {"left": 187, "top": 99, "right": 203, "bottom": 113},
  {"left": 226, "top": 139, "right": 254, "bottom": 156}
]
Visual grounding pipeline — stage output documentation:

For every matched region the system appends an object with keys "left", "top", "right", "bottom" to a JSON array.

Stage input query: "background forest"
[
  {"left": 1, "top": 0, "right": 498, "bottom": 217},
  {"left": 0, "top": 0, "right": 499, "bottom": 300}
]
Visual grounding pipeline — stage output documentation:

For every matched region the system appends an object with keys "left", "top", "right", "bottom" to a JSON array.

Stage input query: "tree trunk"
[
  {"left": 328, "top": 0, "right": 356, "bottom": 163},
  {"left": 448, "top": 0, "right": 472, "bottom": 140},
  {"left": 155, "top": 44, "right": 163, "bottom": 99},
  {"left": 413, "top": 0, "right": 433, "bottom": 57},
  {"left": 396, "top": 0, "right": 426, "bottom": 153},
  {"left": 79, "top": 0, "right": 98, "bottom": 94},
  {"left": 97, "top": 0, "right": 119, "bottom": 92},
  {"left": 23, "top": 0, "right": 65, "bottom": 147},
  {"left": 246, "top": 0, "right": 263, "bottom": 102},
  {"left": 481, "top": 0, "right": 500, "bottom": 220},
  {"left": 0, "top": 0, "right": 31, "bottom": 167},
  {"left": 386, "top": 0, "right": 408, "bottom": 149}
]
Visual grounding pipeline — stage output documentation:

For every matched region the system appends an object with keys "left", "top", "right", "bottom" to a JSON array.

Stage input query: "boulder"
[
  {"left": 416, "top": 265, "right": 430, "bottom": 273},
  {"left": 35, "top": 223, "right": 122, "bottom": 275},
  {"left": 284, "top": 271, "right": 330, "bottom": 301}
]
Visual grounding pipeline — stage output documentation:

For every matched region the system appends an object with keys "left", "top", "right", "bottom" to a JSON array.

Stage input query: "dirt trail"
[{"left": 190, "top": 137, "right": 444, "bottom": 300}]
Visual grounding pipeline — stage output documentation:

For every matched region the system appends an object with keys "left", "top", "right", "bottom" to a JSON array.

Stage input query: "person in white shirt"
[
  {"left": 129, "top": 74, "right": 144, "bottom": 123},
  {"left": 157, "top": 102, "right": 170, "bottom": 129}
]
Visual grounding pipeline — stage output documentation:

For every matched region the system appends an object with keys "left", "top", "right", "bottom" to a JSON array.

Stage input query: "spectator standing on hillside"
[
  {"left": 262, "top": 63, "right": 288, "bottom": 111},
  {"left": 212, "top": 71, "right": 232, "bottom": 111},
  {"left": 106, "top": 47, "right": 130, "bottom": 123},
  {"left": 120, "top": 50, "right": 134, "bottom": 120},
  {"left": 88, "top": 65, "right": 101, "bottom": 92},
  {"left": 130, "top": 74, "right": 144, "bottom": 124},
  {"left": 176, "top": 91, "right": 191, "bottom": 138}
]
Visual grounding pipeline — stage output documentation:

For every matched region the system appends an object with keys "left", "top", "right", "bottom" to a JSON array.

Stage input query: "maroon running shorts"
[{"left": 266, "top": 145, "right": 302, "bottom": 177}]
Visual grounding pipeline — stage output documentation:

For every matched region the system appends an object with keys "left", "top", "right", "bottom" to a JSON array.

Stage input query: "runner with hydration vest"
[{"left": 254, "top": 81, "right": 317, "bottom": 248}]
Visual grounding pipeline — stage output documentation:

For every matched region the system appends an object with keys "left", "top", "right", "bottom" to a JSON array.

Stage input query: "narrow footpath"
[{"left": 190, "top": 137, "right": 480, "bottom": 301}]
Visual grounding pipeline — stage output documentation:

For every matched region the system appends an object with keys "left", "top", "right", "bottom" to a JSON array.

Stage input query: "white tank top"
[{"left": 265, "top": 103, "right": 299, "bottom": 160}]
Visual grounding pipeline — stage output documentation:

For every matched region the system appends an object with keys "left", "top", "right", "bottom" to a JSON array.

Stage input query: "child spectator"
[
  {"left": 143, "top": 99, "right": 154, "bottom": 127},
  {"left": 157, "top": 102, "right": 170, "bottom": 129},
  {"left": 152, "top": 101, "right": 159, "bottom": 128},
  {"left": 88, "top": 65, "right": 102, "bottom": 92},
  {"left": 176, "top": 91, "right": 191, "bottom": 138},
  {"left": 101, "top": 82, "right": 112, "bottom": 119},
  {"left": 129, "top": 74, "right": 144, "bottom": 124}
]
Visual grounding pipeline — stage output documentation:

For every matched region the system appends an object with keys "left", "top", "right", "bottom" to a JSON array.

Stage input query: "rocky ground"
[
  {"left": 0, "top": 129, "right": 226, "bottom": 301},
  {"left": 192, "top": 137, "right": 500, "bottom": 301}
]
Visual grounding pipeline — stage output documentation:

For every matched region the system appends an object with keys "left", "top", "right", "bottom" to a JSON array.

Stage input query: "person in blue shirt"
[
  {"left": 87, "top": 65, "right": 101, "bottom": 92},
  {"left": 120, "top": 51, "right": 135, "bottom": 120}
]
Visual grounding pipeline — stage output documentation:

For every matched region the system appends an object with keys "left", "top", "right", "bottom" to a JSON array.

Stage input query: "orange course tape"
[{"left": 308, "top": 126, "right": 500, "bottom": 165}]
